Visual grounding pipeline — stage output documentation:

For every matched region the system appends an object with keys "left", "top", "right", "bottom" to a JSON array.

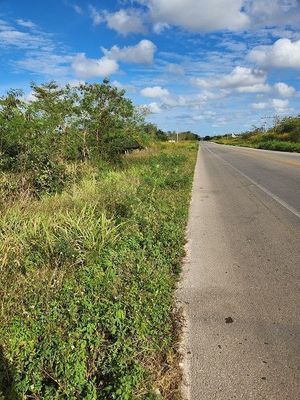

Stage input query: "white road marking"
[{"left": 205, "top": 145, "right": 300, "bottom": 220}]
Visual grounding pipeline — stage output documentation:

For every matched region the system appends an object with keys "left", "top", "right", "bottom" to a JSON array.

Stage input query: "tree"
[{"left": 73, "top": 79, "right": 142, "bottom": 160}]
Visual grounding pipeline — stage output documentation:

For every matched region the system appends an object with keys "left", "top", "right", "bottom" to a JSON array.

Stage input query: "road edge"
[{"left": 176, "top": 143, "right": 202, "bottom": 400}]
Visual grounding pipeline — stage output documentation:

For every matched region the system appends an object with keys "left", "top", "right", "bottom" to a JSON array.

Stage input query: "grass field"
[
  {"left": 212, "top": 136, "right": 300, "bottom": 152},
  {"left": 212, "top": 118, "right": 300, "bottom": 153},
  {"left": 0, "top": 142, "right": 198, "bottom": 400}
]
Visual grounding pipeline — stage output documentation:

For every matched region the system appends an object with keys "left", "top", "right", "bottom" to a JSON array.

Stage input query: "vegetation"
[
  {"left": 211, "top": 116, "right": 300, "bottom": 152},
  {"left": 167, "top": 131, "right": 199, "bottom": 142},
  {"left": 0, "top": 80, "right": 169, "bottom": 198},
  {"left": 0, "top": 80, "right": 198, "bottom": 399}
]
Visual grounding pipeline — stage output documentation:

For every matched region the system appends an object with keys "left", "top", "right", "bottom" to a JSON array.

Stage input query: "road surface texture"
[{"left": 178, "top": 142, "right": 300, "bottom": 399}]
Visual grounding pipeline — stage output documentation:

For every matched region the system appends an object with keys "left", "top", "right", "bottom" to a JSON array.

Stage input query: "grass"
[
  {"left": 213, "top": 137, "right": 300, "bottom": 152},
  {"left": 212, "top": 116, "right": 300, "bottom": 152},
  {"left": 213, "top": 133, "right": 300, "bottom": 153},
  {"left": 0, "top": 141, "right": 198, "bottom": 400}
]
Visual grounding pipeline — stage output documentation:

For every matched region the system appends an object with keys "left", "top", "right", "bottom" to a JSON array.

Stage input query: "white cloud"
[
  {"left": 72, "top": 5, "right": 83, "bottom": 15},
  {"left": 71, "top": 40, "right": 156, "bottom": 80},
  {"left": 252, "top": 102, "right": 268, "bottom": 110},
  {"left": 88, "top": 5, "right": 104, "bottom": 25},
  {"left": 252, "top": 98, "right": 290, "bottom": 113},
  {"left": 141, "top": 86, "right": 170, "bottom": 98},
  {"left": 103, "top": 40, "right": 156, "bottom": 64},
  {"left": 16, "top": 19, "right": 37, "bottom": 29},
  {"left": 0, "top": 28, "right": 50, "bottom": 50},
  {"left": 249, "top": 38, "right": 300, "bottom": 69},
  {"left": 245, "top": 0, "right": 300, "bottom": 27},
  {"left": 271, "top": 98, "right": 289, "bottom": 112},
  {"left": 274, "top": 82, "right": 295, "bottom": 97},
  {"left": 23, "top": 90, "right": 36, "bottom": 103},
  {"left": 191, "top": 78, "right": 213, "bottom": 90},
  {"left": 17, "top": 38, "right": 156, "bottom": 80},
  {"left": 153, "top": 22, "right": 170, "bottom": 34},
  {"left": 192, "top": 67, "right": 269, "bottom": 93},
  {"left": 16, "top": 52, "right": 73, "bottom": 76},
  {"left": 0, "top": 19, "right": 58, "bottom": 57},
  {"left": 88, "top": 7, "right": 146, "bottom": 35},
  {"left": 165, "top": 63, "right": 185, "bottom": 75},
  {"left": 105, "top": 9, "right": 146, "bottom": 35},
  {"left": 72, "top": 54, "right": 119, "bottom": 78},
  {"left": 111, "top": 80, "right": 136, "bottom": 93},
  {"left": 139, "top": 0, "right": 249, "bottom": 32},
  {"left": 147, "top": 102, "right": 162, "bottom": 113},
  {"left": 237, "top": 83, "right": 271, "bottom": 93},
  {"left": 218, "top": 67, "right": 266, "bottom": 89},
  {"left": 0, "top": 19, "right": 75, "bottom": 79}
]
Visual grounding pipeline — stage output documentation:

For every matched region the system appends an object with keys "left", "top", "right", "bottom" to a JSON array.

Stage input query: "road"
[{"left": 178, "top": 142, "right": 300, "bottom": 399}]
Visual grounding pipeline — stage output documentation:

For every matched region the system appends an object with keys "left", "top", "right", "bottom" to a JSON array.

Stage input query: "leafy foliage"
[
  {"left": 0, "top": 79, "right": 197, "bottom": 398},
  {"left": 0, "top": 80, "right": 168, "bottom": 196},
  {"left": 0, "top": 142, "right": 198, "bottom": 399},
  {"left": 211, "top": 115, "right": 300, "bottom": 152}
]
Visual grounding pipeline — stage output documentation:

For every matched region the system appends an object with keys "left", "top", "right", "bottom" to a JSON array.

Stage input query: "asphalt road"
[{"left": 178, "top": 142, "right": 300, "bottom": 399}]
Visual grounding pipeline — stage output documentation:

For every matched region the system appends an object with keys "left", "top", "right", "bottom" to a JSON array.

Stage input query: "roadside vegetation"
[
  {"left": 211, "top": 116, "right": 300, "bottom": 152},
  {"left": 0, "top": 81, "right": 198, "bottom": 399}
]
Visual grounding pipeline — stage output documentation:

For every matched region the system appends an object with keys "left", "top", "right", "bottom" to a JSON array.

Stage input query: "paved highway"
[{"left": 178, "top": 142, "right": 300, "bottom": 399}]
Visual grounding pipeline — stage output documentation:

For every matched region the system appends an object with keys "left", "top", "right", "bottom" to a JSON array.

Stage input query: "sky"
[{"left": 1, "top": 0, "right": 300, "bottom": 135}]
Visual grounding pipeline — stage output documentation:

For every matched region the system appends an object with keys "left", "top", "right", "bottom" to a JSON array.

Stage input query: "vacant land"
[
  {"left": 212, "top": 116, "right": 300, "bottom": 152},
  {"left": 0, "top": 141, "right": 197, "bottom": 399}
]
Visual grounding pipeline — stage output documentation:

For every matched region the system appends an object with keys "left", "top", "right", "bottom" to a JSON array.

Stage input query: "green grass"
[
  {"left": 0, "top": 142, "right": 198, "bottom": 400},
  {"left": 213, "top": 137, "right": 300, "bottom": 152},
  {"left": 212, "top": 116, "right": 300, "bottom": 152}
]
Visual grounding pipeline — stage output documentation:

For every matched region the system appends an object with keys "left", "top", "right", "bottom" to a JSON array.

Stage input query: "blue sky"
[{"left": 1, "top": 0, "right": 300, "bottom": 135}]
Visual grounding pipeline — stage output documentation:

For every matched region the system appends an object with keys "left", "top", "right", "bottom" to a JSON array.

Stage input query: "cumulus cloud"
[
  {"left": 72, "top": 40, "right": 156, "bottom": 78},
  {"left": 72, "top": 54, "right": 119, "bottom": 78},
  {"left": 249, "top": 38, "right": 300, "bottom": 69},
  {"left": 88, "top": 7, "right": 146, "bottom": 35},
  {"left": 274, "top": 82, "right": 295, "bottom": 97},
  {"left": 218, "top": 67, "right": 266, "bottom": 89},
  {"left": 271, "top": 98, "right": 290, "bottom": 112},
  {"left": 192, "top": 67, "right": 269, "bottom": 93},
  {"left": 138, "top": 0, "right": 249, "bottom": 32},
  {"left": 252, "top": 98, "right": 290, "bottom": 113},
  {"left": 146, "top": 102, "right": 163, "bottom": 113},
  {"left": 245, "top": 0, "right": 300, "bottom": 27},
  {"left": 141, "top": 86, "right": 170, "bottom": 98},
  {"left": 102, "top": 40, "right": 156, "bottom": 64},
  {"left": 105, "top": 9, "right": 146, "bottom": 35}
]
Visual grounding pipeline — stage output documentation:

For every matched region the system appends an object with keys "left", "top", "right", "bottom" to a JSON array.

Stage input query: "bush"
[
  {"left": 256, "top": 141, "right": 300, "bottom": 152},
  {"left": 0, "top": 143, "right": 198, "bottom": 399}
]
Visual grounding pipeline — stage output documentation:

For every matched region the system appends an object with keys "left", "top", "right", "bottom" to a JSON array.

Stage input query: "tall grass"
[
  {"left": 214, "top": 137, "right": 300, "bottom": 152},
  {"left": 212, "top": 117, "right": 300, "bottom": 152},
  {"left": 0, "top": 142, "right": 198, "bottom": 399}
]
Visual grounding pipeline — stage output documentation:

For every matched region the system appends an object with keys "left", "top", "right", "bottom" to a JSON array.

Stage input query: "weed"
[{"left": 0, "top": 142, "right": 198, "bottom": 399}]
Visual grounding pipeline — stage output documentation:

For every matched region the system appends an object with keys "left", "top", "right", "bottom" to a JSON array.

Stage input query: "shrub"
[{"left": 0, "top": 143, "right": 198, "bottom": 399}]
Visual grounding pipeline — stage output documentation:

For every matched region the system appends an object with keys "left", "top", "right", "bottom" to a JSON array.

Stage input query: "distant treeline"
[
  {"left": 167, "top": 130, "right": 200, "bottom": 141},
  {"left": 207, "top": 116, "right": 300, "bottom": 152}
]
